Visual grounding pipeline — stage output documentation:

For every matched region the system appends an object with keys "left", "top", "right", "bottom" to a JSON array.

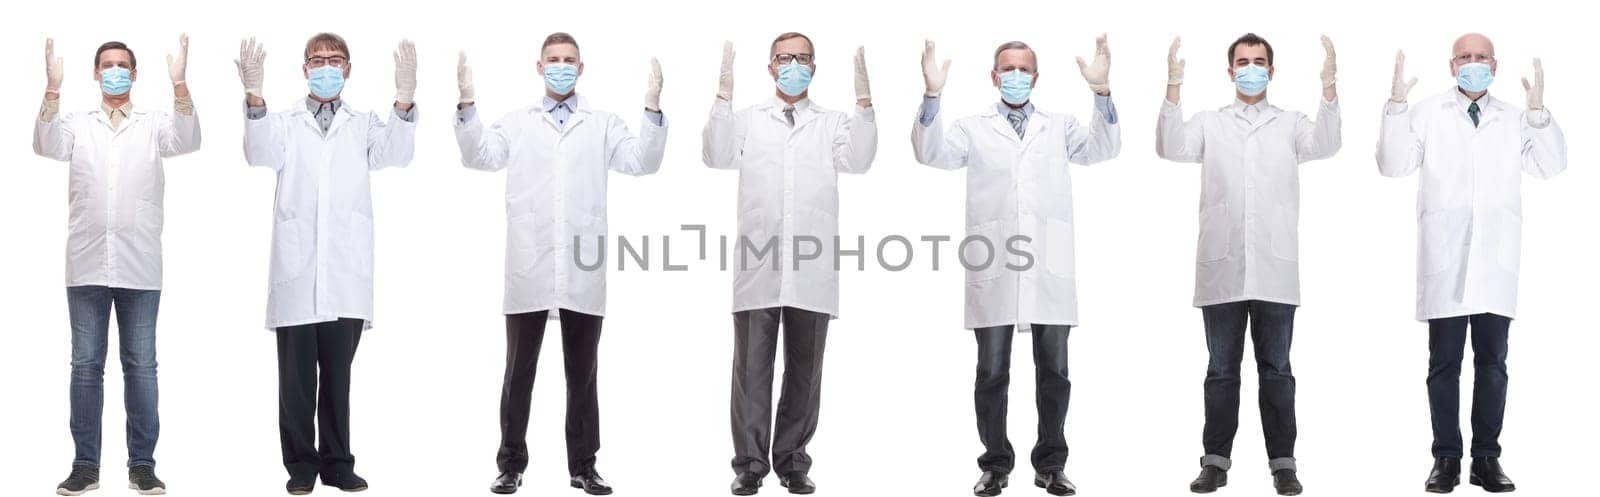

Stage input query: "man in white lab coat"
[
  {"left": 236, "top": 33, "right": 418, "bottom": 495},
  {"left": 455, "top": 32, "right": 667, "bottom": 497},
  {"left": 34, "top": 34, "right": 198, "bottom": 497},
  {"left": 1378, "top": 33, "right": 1566, "bottom": 495},
  {"left": 1156, "top": 33, "right": 1341, "bottom": 496},
  {"left": 702, "top": 32, "right": 877, "bottom": 496},
  {"left": 911, "top": 37, "right": 1121, "bottom": 497}
]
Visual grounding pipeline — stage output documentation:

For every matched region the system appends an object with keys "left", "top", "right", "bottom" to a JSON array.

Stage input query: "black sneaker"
[
  {"left": 129, "top": 465, "right": 166, "bottom": 495},
  {"left": 56, "top": 464, "right": 100, "bottom": 496},
  {"left": 321, "top": 472, "right": 369, "bottom": 492}
]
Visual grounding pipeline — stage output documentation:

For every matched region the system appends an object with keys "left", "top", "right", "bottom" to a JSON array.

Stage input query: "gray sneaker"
[
  {"left": 129, "top": 465, "right": 166, "bottom": 495},
  {"left": 56, "top": 464, "right": 99, "bottom": 496}
]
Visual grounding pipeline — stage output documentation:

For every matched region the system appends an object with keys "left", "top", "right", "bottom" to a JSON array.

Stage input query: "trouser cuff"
[
  {"left": 1200, "top": 455, "right": 1232, "bottom": 471},
  {"left": 1269, "top": 457, "right": 1297, "bottom": 472}
]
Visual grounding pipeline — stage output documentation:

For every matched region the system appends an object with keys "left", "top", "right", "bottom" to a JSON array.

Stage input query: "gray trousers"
[{"left": 730, "top": 306, "right": 830, "bottom": 476}]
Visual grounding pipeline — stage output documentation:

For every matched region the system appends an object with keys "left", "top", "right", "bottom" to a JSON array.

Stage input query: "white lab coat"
[
  {"left": 1158, "top": 98, "right": 1342, "bottom": 308},
  {"left": 243, "top": 101, "right": 416, "bottom": 330},
  {"left": 455, "top": 96, "right": 668, "bottom": 317},
  {"left": 1377, "top": 89, "right": 1566, "bottom": 321},
  {"left": 34, "top": 105, "right": 201, "bottom": 290},
  {"left": 702, "top": 97, "right": 877, "bottom": 318},
  {"left": 912, "top": 102, "right": 1121, "bottom": 330}
]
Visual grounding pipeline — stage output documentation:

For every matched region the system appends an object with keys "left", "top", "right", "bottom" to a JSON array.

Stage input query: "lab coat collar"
[
  {"left": 533, "top": 94, "right": 590, "bottom": 134},
  {"left": 1451, "top": 87, "right": 1503, "bottom": 126},
  {"left": 90, "top": 101, "right": 147, "bottom": 132},
  {"left": 761, "top": 96, "right": 818, "bottom": 130},
  {"left": 540, "top": 94, "right": 589, "bottom": 114},
  {"left": 294, "top": 96, "right": 354, "bottom": 137},
  {"left": 981, "top": 101, "right": 1047, "bottom": 145},
  {"left": 1229, "top": 97, "right": 1279, "bottom": 130}
]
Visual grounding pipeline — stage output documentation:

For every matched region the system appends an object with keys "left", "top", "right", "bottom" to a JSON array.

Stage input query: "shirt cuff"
[
  {"left": 456, "top": 104, "right": 477, "bottom": 125},
  {"left": 917, "top": 96, "right": 940, "bottom": 127},
  {"left": 39, "top": 98, "right": 60, "bottom": 122},
  {"left": 646, "top": 109, "right": 664, "bottom": 127},
  {"left": 246, "top": 102, "right": 268, "bottom": 120},
  {"left": 394, "top": 104, "right": 418, "bottom": 122},
  {"left": 1094, "top": 94, "right": 1118, "bottom": 125},
  {"left": 174, "top": 96, "right": 195, "bottom": 116},
  {"left": 1384, "top": 100, "right": 1409, "bottom": 116}
]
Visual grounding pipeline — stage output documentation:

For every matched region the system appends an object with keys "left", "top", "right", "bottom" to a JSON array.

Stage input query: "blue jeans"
[
  {"left": 1200, "top": 300, "right": 1297, "bottom": 471},
  {"left": 67, "top": 285, "right": 161, "bottom": 468},
  {"left": 1427, "top": 313, "right": 1511, "bottom": 458}
]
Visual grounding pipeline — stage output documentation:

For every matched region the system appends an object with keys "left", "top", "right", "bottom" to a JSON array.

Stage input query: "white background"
[{"left": 0, "top": 0, "right": 1594, "bottom": 496}]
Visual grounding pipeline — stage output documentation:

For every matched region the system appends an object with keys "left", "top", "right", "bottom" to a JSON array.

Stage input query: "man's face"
[
  {"left": 303, "top": 47, "right": 351, "bottom": 80},
  {"left": 1228, "top": 43, "right": 1273, "bottom": 81},
  {"left": 538, "top": 43, "right": 582, "bottom": 77},
  {"left": 990, "top": 48, "right": 1037, "bottom": 88},
  {"left": 95, "top": 49, "right": 136, "bottom": 84},
  {"left": 1451, "top": 35, "right": 1496, "bottom": 78},
  {"left": 768, "top": 37, "right": 816, "bottom": 81}
]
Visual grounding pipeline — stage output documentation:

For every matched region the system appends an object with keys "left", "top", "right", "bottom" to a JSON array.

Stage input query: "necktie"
[
  {"left": 784, "top": 105, "right": 796, "bottom": 127},
  {"left": 1468, "top": 102, "right": 1481, "bottom": 128},
  {"left": 1007, "top": 108, "right": 1026, "bottom": 138}
]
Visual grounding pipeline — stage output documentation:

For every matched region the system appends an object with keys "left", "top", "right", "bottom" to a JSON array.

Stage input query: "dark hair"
[
  {"left": 770, "top": 32, "right": 814, "bottom": 59},
  {"left": 94, "top": 41, "right": 136, "bottom": 69},
  {"left": 304, "top": 32, "right": 350, "bottom": 60},
  {"left": 992, "top": 41, "right": 1037, "bottom": 71},
  {"left": 1228, "top": 33, "right": 1273, "bottom": 65},
  {"left": 542, "top": 32, "right": 580, "bottom": 57}
]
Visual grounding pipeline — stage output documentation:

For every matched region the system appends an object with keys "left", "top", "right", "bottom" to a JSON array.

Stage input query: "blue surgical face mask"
[
  {"left": 543, "top": 63, "right": 579, "bottom": 95},
  {"left": 1455, "top": 62, "right": 1494, "bottom": 93},
  {"left": 1233, "top": 64, "right": 1270, "bottom": 97},
  {"left": 998, "top": 70, "right": 1033, "bottom": 105},
  {"left": 308, "top": 66, "right": 345, "bottom": 100},
  {"left": 100, "top": 67, "right": 132, "bottom": 96},
  {"left": 776, "top": 62, "right": 813, "bottom": 97}
]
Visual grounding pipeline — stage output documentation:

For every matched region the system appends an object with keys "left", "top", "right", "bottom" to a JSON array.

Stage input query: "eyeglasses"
[
  {"left": 305, "top": 56, "right": 348, "bottom": 68},
  {"left": 771, "top": 53, "right": 814, "bottom": 65},
  {"left": 1453, "top": 53, "right": 1495, "bottom": 65}
]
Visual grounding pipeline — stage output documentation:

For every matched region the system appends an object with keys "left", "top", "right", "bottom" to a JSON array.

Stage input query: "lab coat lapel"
[
  {"left": 1021, "top": 109, "right": 1048, "bottom": 149},
  {"left": 984, "top": 111, "right": 1022, "bottom": 144}
]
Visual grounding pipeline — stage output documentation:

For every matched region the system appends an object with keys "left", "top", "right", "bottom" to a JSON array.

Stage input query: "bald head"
[{"left": 1450, "top": 32, "right": 1498, "bottom": 80}]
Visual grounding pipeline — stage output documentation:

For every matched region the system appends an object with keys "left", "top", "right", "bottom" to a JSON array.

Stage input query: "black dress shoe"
[
  {"left": 1273, "top": 469, "right": 1302, "bottom": 496},
  {"left": 490, "top": 472, "right": 522, "bottom": 494},
  {"left": 1425, "top": 457, "right": 1461, "bottom": 493},
  {"left": 570, "top": 470, "right": 613, "bottom": 496},
  {"left": 778, "top": 472, "right": 815, "bottom": 495},
  {"left": 1190, "top": 465, "right": 1227, "bottom": 493},
  {"left": 972, "top": 471, "right": 1008, "bottom": 497},
  {"left": 285, "top": 475, "right": 316, "bottom": 496},
  {"left": 1469, "top": 457, "right": 1516, "bottom": 493},
  {"left": 320, "top": 472, "right": 368, "bottom": 493},
  {"left": 731, "top": 472, "right": 762, "bottom": 496},
  {"left": 1033, "top": 471, "right": 1076, "bottom": 496}
]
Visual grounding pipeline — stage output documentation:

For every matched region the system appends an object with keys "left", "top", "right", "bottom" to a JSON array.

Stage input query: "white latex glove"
[
  {"left": 235, "top": 37, "right": 266, "bottom": 98},
  {"left": 1522, "top": 58, "right": 1544, "bottom": 111},
  {"left": 168, "top": 33, "right": 189, "bottom": 84},
  {"left": 45, "top": 38, "right": 63, "bottom": 94},
  {"left": 457, "top": 51, "right": 474, "bottom": 105},
  {"left": 854, "top": 46, "right": 871, "bottom": 103},
  {"left": 1390, "top": 50, "right": 1418, "bottom": 103},
  {"left": 1167, "top": 37, "right": 1185, "bottom": 86},
  {"left": 922, "top": 39, "right": 951, "bottom": 97},
  {"left": 717, "top": 41, "right": 735, "bottom": 101},
  {"left": 394, "top": 39, "right": 417, "bottom": 105},
  {"left": 1319, "top": 35, "right": 1337, "bottom": 88},
  {"left": 645, "top": 57, "right": 663, "bottom": 112},
  {"left": 1076, "top": 33, "right": 1111, "bottom": 95}
]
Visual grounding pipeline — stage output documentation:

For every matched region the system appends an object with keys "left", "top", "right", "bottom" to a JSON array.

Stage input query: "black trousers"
[
  {"left": 730, "top": 307, "right": 829, "bottom": 477},
  {"left": 1427, "top": 313, "right": 1511, "bottom": 458},
  {"left": 276, "top": 318, "right": 363, "bottom": 481},
  {"left": 496, "top": 309, "right": 603, "bottom": 476},
  {"left": 1200, "top": 300, "right": 1297, "bottom": 466},
  {"left": 973, "top": 324, "right": 1072, "bottom": 474}
]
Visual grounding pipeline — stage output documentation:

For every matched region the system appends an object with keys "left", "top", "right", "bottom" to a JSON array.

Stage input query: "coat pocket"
[
  {"left": 270, "top": 217, "right": 306, "bottom": 284},
  {"left": 1197, "top": 202, "right": 1230, "bottom": 263},
  {"left": 963, "top": 220, "right": 1007, "bottom": 283},
  {"left": 507, "top": 214, "right": 542, "bottom": 276},
  {"left": 1495, "top": 209, "right": 1522, "bottom": 273},
  {"left": 136, "top": 199, "right": 165, "bottom": 257},
  {"left": 1270, "top": 206, "right": 1299, "bottom": 262},
  {"left": 1419, "top": 210, "right": 1454, "bottom": 276},
  {"left": 1045, "top": 218, "right": 1076, "bottom": 278}
]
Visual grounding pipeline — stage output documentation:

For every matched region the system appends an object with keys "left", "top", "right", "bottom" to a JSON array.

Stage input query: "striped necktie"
[
  {"left": 1007, "top": 108, "right": 1026, "bottom": 138},
  {"left": 784, "top": 105, "right": 796, "bottom": 127}
]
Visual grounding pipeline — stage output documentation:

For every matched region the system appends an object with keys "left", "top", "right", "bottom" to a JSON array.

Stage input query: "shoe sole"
[
  {"left": 56, "top": 483, "right": 99, "bottom": 496},
  {"left": 1034, "top": 480, "right": 1077, "bottom": 496},
  {"left": 974, "top": 477, "right": 1008, "bottom": 496},
  {"left": 1468, "top": 476, "right": 1515, "bottom": 493},
  {"left": 128, "top": 482, "right": 167, "bottom": 495},
  {"left": 570, "top": 481, "right": 614, "bottom": 495}
]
